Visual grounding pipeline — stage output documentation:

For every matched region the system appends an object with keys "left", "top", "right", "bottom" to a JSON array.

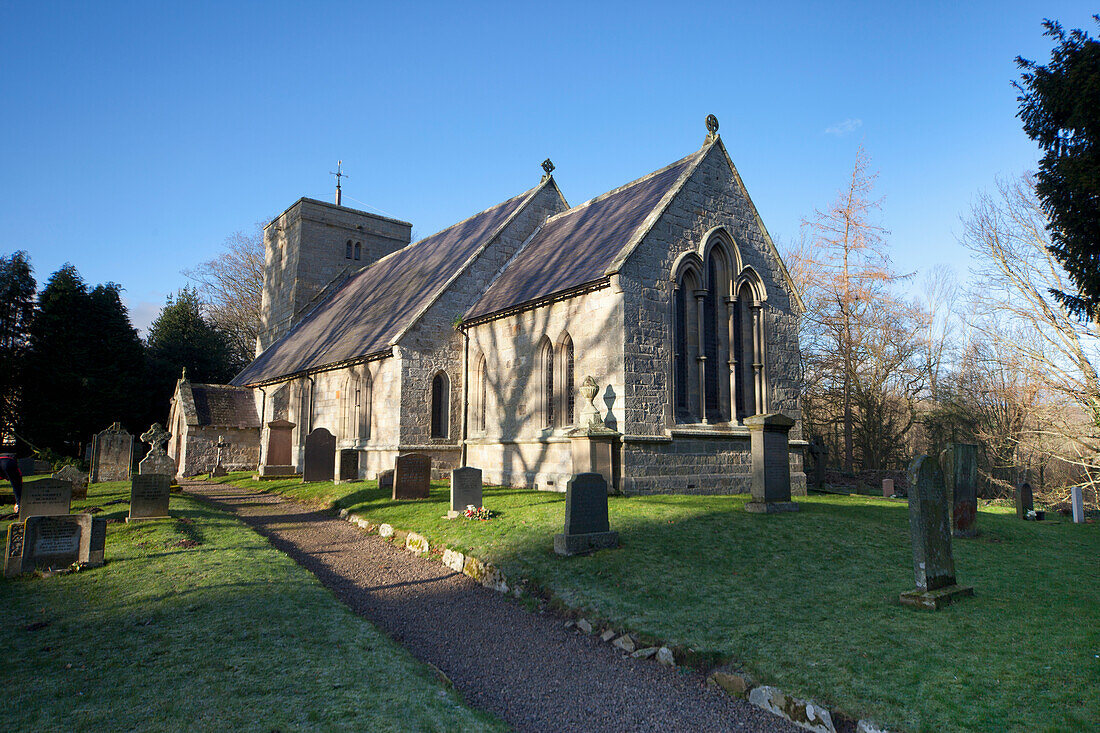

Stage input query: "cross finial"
[
  {"left": 330, "top": 160, "right": 348, "bottom": 206},
  {"left": 541, "top": 158, "right": 555, "bottom": 180},
  {"left": 141, "top": 423, "right": 172, "bottom": 451},
  {"left": 705, "top": 114, "right": 719, "bottom": 142}
]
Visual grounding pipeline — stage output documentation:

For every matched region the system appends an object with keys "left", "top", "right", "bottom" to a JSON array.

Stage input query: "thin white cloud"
[
  {"left": 825, "top": 118, "right": 863, "bottom": 136},
  {"left": 125, "top": 298, "right": 162, "bottom": 337}
]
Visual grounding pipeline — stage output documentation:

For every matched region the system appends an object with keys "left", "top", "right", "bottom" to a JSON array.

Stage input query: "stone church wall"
[
  {"left": 465, "top": 286, "right": 624, "bottom": 489},
  {"left": 615, "top": 143, "right": 804, "bottom": 494},
  {"left": 396, "top": 183, "right": 569, "bottom": 478}
]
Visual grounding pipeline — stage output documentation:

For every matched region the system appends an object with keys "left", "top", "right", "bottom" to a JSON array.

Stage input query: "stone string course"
[{"left": 337, "top": 507, "right": 893, "bottom": 733}]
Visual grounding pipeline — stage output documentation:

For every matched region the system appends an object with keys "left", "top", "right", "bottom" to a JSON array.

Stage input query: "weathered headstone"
[
  {"left": 899, "top": 456, "right": 974, "bottom": 610},
  {"left": 943, "top": 443, "right": 979, "bottom": 538},
  {"left": 448, "top": 466, "right": 483, "bottom": 518},
  {"left": 744, "top": 413, "right": 799, "bottom": 513},
  {"left": 128, "top": 474, "right": 171, "bottom": 521},
  {"left": 882, "top": 478, "right": 894, "bottom": 498},
  {"left": 554, "top": 472, "right": 619, "bottom": 556},
  {"left": 302, "top": 428, "right": 336, "bottom": 483},
  {"left": 1015, "top": 482, "right": 1034, "bottom": 520},
  {"left": 18, "top": 478, "right": 72, "bottom": 521},
  {"left": 211, "top": 436, "right": 231, "bottom": 477},
  {"left": 393, "top": 453, "right": 431, "bottom": 500},
  {"left": 5, "top": 514, "right": 106, "bottom": 577},
  {"left": 52, "top": 465, "right": 89, "bottom": 500},
  {"left": 1071, "top": 485, "right": 1085, "bottom": 523},
  {"left": 378, "top": 469, "right": 394, "bottom": 493},
  {"left": 259, "top": 419, "right": 297, "bottom": 477},
  {"left": 338, "top": 449, "right": 360, "bottom": 483},
  {"left": 91, "top": 422, "right": 133, "bottom": 483},
  {"left": 138, "top": 423, "right": 177, "bottom": 478},
  {"left": 808, "top": 435, "right": 827, "bottom": 491}
]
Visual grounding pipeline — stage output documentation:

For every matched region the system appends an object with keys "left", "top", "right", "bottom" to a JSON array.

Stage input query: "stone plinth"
[
  {"left": 568, "top": 426, "right": 619, "bottom": 494},
  {"left": 900, "top": 455, "right": 973, "bottom": 610},
  {"left": 554, "top": 473, "right": 618, "bottom": 556},
  {"left": 302, "top": 428, "right": 336, "bottom": 483},
  {"left": 18, "top": 478, "right": 72, "bottom": 521},
  {"left": 743, "top": 413, "right": 799, "bottom": 514},
  {"left": 449, "top": 466, "right": 483, "bottom": 518}
]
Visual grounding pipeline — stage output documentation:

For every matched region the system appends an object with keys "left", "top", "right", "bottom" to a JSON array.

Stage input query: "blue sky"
[{"left": 1, "top": 1, "right": 1093, "bottom": 333}]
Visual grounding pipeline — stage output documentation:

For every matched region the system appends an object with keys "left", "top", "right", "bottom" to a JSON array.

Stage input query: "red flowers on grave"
[{"left": 463, "top": 505, "right": 493, "bottom": 521}]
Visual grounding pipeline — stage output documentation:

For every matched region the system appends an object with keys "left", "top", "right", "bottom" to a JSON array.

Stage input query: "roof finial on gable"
[
  {"left": 705, "top": 114, "right": 720, "bottom": 143},
  {"left": 181, "top": 367, "right": 188, "bottom": 382},
  {"left": 541, "top": 158, "right": 555, "bottom": 181}
]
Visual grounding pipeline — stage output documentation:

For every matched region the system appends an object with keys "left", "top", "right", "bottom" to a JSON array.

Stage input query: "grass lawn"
[
  {"left": 0, "top": 477, "right": 506, "bottom": 733},
  {"left": 204, "top": 471, "right": 1100, "bottom": 733}
]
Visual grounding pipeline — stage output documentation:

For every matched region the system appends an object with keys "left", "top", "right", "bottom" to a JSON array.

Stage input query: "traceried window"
[
  {"left": 557, "top": 334, "right": 575, "bottom": 427},
  {"left": 430, "top": 371, "right": 449, "bottom": 439}
]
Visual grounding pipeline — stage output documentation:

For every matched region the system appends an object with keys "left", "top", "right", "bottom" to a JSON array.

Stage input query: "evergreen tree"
[
  {"left": 0, "top": 251, "right": 36, "bottom": 445},
  {"left": 144, "top": 287, "right": 238, "bottom": 416},
  {"left": 1016, "top": 16, "right": 1100, "bottom": 321},
  {"left": 21, "top": 265, "right": 145, "bottom": 455}
]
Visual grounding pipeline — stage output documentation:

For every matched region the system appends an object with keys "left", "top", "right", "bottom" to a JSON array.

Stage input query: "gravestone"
[
  {"left": 17, "top": 457, "right": 35, "bottom": 476},
  {"left": 18, "top": 478, "right": 72, "bottom": 521},
  {"left": 1015, "top": 482, "right": 1034, "bottom": 520},
  {"left": 302, "top": 428, "right": 336, "bottom": 483},
  {"left": 554, "top": 472, "right": 619, "bottom": 556},
  {"left": 338, "top": 449, "right": 360, "bottom": 483},
  {"left": 53, "top": 465, "right": 89, "bottom": 500},
  {"left": 899, "top": 455, "right": 974, "bottom": 610},
  {"left": 139, "top": 423, "right": 177, "bottom": 478},
  {"left": 743, "top": 413, "right": 799, "bottom": 513},
  {"left": 393, "top": 453, "right": 431, "bottom": 500},
  {"left": 259, "top": 419, "right": 297, "bottom": 477},
  {"left": 448, "top": 466, "right": 483, "bottom": 518},
  {"left": 378, "top": 469, "right": 394, "bottom": 493},
  {"left": 944, "top": 443, "right": 979, "bottom": 538},
  {"left": 808, "top": 435, "right": 827, "bottom": 491},
  {"left": 91, "top": 422, "right": 133, "bottom": 483},
  {"left": 128, "top": 474, "right": 171, "bottom": 521},
  {"left": 211, "top": 436, "right": 230, "bottom": 477},
  {"left": 882, "top": 478, "right": 894, "bottom": 498},
  {"left": 4, "top": 514, "right": 107, "bottom": 577},
  {"left": 1071, "top": 485, "right": 1085, "bottom": 523}
]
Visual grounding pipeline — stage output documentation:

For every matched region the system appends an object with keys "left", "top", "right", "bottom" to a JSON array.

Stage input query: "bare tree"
[
  {"left": 960, "top": 173, "right": 1100, "bottom": 505},
  {"left": 184, "top": 225, "right": 265, "bottom": 368}
]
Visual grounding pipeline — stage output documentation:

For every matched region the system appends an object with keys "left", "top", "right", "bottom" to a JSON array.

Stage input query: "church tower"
[{"left": 256, "top": 197, "right": 412, "bottom": 354}]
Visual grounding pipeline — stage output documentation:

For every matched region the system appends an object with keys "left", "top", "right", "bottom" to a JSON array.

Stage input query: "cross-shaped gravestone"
[
  {"left": 212, "top": 435, "right": 230, "bottom": 477},
  {"left": 141, "top": 423, "right": 171, "bottom": 451},
  {"left": 138, "top": 423, "right": 176, "bottom": 478}
]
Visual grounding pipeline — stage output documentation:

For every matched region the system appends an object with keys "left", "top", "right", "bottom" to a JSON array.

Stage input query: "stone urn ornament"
[{"left": 579, "top": 376, "right": 605, "bottom": 430}]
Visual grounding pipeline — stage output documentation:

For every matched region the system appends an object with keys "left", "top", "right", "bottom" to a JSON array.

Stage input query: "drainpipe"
[
  {"left": 257, "top": 386, "right": 267, "bottom": 465},
  {"left": 460, "top": 324, "right": 469, "bottom": 467},
  {"left": 305, "top": 375, "right": 315, "bottom": 434}
]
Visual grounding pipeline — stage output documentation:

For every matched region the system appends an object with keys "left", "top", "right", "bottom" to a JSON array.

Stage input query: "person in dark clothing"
[{"left": 0, "top": 454, "right": 22, "bottom": 513}]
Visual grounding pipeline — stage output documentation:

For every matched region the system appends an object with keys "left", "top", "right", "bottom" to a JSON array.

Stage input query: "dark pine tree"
[
  {"left": 144, "top": 287, "right": 238, "bottom": 422},
  {"left": 0, "top": 251, "right": 36, "bottom": 449},
  {"left": 1016, "top": 16, "right": 1100, "bottom": 321}
]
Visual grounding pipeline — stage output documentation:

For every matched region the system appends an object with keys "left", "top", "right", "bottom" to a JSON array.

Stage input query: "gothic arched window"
[
  {"left": 473, "top": 353, "right": 487, "bottom": 433},
  {"left": 430, "top": 371, "right": 449, "bottom": 439},
  {"left": 673, "top": 268, "right": 702, "bottom": 422},
  {"left": 345, "top": 240, "right": 353, "bottom": 259},
  {"left": 354, "top": 242, "right": 361, "bottom": 260},
  {"left": 538, "top": 337, "right": 554, "bottom": 428},
  {"left": 557, "top": 334, "right": 575, "bottom": 427}
]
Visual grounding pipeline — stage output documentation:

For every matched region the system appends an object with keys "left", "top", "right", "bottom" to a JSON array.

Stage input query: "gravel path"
[{"left": 182, "top": 480, "right": 800, "bottom": 733}]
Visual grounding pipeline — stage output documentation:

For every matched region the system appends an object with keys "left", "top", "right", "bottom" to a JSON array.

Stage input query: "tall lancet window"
[
  {"left": 539, "top": 337, "right": 554, "bottom": 428},
  {"left": 430, "top": 371, "right": 449, "bottom": 438},
  {"left": 558, "top": 334, "right": 575, "bottom": 427},
  {"left": 476, "top": 354, "right": 487, "bottom": 432},
  {"left": 673, "top": 268, "right": 702, "bottom": 422}
]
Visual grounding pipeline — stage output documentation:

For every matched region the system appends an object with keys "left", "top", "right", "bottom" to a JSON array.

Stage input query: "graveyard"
[
  {"left": 195, "top": 470, "right": 1100, "bottom": 732},
  {"left": 0, "top": 475, "right": 506, "bottom": 732}
]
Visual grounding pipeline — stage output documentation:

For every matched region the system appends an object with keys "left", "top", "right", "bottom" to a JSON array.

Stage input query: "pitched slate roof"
[
  {"left": 232, "top": 186, "right": 539, "bottom": 385},
  {"left": 465, "top": 147, "right": 707, "bottom": 320},
  {"left": 189, "top": 384, "right": 261, "bottom": 428}
]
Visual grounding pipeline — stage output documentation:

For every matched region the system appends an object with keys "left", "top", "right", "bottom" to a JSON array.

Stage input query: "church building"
[{"left": 173, "top": 119, "right": 805, "bottom": 494}]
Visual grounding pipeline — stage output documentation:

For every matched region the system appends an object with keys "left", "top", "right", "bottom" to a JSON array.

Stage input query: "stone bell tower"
[{"left": 256, "top": 197, "right": 412, "bottom": 355}]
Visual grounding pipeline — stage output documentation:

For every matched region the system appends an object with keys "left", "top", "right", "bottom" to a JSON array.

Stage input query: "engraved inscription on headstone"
[
  {"left": 91, "top": 422, "right": 133, "bottom": 483},
  {"left": 35, "top": 520, "right": 81, "bottom": 556},
  {"left": 449, "top": 467, "right": 483, "bottom": 518},
  {"left": 393, "top": 454, "right": 431, "bottom": 500},
  {"left": 302, "top": 428, "right": 336, "bottom": 483},
  {"left": 744, "top": 413, "right": 798, "bottom": 514},
  {"left": 899, "top": 455, "right": 974, "bottom": 610},
  {"left": 554, "top": 472, "right": 618, "bottom": 556},
  {"left": 128, "top": 474, "right": 172, "bottom": 521},
  {"left": 18, "top": 478, "right": 72, "bottom": 521}
]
